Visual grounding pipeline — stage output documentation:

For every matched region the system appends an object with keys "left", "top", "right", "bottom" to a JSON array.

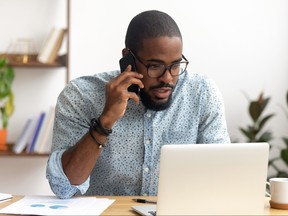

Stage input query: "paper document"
[
  {"left": 0, "top": 193, "right": 12, "bottom": 202},
  {"left": 0, "top": 195, "right": 115, "bottom": 215}
]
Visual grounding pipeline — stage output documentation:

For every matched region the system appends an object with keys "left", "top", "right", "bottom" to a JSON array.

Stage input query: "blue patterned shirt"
[{"left": 46, "top": 70, "right": 230, "bottom": 199}]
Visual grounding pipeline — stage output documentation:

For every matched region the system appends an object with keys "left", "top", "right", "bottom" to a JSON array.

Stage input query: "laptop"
[{"left": 132, "top": 143, "right": 269, "bottom": 215}]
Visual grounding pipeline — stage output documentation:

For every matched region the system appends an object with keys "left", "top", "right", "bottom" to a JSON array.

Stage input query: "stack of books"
[{"left": 13, "top": 106, "right": 55, "bottom": 154}]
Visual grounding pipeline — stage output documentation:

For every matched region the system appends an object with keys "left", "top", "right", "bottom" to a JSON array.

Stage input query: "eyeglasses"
[{"left": 129, "top": 50, "right": 189, "bottom": 78}]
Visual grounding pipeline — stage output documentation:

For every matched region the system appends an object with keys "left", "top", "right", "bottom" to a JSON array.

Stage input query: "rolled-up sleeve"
[{"left": 46, "top": 149, "right": 90, "bottom": 199}]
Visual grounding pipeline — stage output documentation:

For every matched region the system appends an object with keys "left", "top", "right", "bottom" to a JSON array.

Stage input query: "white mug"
[{"left": 266, "top": 178, "right": 288, "bottom": 204}]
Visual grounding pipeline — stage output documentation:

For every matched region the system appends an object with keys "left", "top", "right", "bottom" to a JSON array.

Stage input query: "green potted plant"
[
  {"left": 0, "top": 57, "right": 15, "bottom": 149},
  {"left": 281, "top": 91, "right": 288, "bottom": 161},
  {"left": 239, "top": 92, "right": 275, "bottom": 142},
  {"left": 269, "top": 90, "right": 288, "bottom": 177}
]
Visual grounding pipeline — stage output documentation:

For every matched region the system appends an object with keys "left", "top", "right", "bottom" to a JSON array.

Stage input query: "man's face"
[{"left": 135, "top": 36, "right": 183, "bottom": 111}]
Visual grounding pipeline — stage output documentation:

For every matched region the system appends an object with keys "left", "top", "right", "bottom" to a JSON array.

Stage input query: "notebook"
[{"left": 132, "top": 143, "right": 269, "bottom": 215}]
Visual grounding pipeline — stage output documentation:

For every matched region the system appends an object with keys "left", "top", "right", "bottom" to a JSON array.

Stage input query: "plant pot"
[{"left": 0, "top": 129, "right": 8, "bottom": 151}]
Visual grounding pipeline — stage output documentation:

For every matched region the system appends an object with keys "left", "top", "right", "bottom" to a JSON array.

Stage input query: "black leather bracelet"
[
  {"left": 90, "top": 118, "right": 112, "bottom": 136},
  {"left": 89, "top": 126, "right": 106, "bottom": 148}
]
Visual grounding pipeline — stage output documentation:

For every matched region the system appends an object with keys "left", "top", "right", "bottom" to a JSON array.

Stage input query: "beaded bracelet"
[
  {"left": 89, "top": 126, "right": 106, "bottom": 148},
  {"left": 90, "top": 118, "right": 112, "bottom": 137}
]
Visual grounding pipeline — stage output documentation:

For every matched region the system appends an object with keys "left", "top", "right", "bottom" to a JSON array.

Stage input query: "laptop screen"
[{"left": 156, "top": 143, "right": 269, "bottom": 215}]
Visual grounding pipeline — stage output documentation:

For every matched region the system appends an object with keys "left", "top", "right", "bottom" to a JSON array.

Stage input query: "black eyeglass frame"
[{"left": 128, "top": 49, "right": 189, "bottom": 78}]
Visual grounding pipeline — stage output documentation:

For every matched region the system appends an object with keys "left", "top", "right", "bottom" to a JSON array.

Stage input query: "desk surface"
[{"left": 0, "top": 196, "right": 288, "bottom": 215}]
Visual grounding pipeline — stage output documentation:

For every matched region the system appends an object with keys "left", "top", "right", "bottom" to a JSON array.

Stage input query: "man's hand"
[{"left": 100, "top": 65, "right": 144, "bottom": 128}]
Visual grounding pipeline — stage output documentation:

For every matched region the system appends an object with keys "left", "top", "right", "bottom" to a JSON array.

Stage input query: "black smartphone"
[{"left": 119, "top": 53, "right": 140, "bottom": 94}]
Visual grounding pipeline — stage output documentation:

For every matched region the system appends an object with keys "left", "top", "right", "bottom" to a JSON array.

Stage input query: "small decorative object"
[
  {"left": 0, "top": 58, "right": 15, "bottom": 150},
  {"left": 6, "top": 38, "right": 35, "bottom": 64}
]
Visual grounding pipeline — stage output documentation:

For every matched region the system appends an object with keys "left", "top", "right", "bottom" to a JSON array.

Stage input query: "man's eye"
[
  {"left": 148, "top": 64, "right": 162, "bottom": 70},
  {"left": 171, "top": 63, "right": 181, "bottom": 69}
]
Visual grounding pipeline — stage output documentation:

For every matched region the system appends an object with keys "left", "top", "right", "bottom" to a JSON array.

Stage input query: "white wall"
[
  {"left": 70, "top": 0, "right": 288, "bottom": 149},
  {"left": 0, "top": 156, "right": 53, "bottom": 195}
]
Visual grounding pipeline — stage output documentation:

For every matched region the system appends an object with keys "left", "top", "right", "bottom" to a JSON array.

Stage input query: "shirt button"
[
  {"left": 145, "top": 140, "right": 151, "bottom": 145},
  {"left": 146, "top": 113, "right": 151, "bottom": 118},
  {"left": 143, "top": 193, "right": 148, "bottom": 196},
  {"left": 144, "top": 167, "right": 149, "bottom": 173}
]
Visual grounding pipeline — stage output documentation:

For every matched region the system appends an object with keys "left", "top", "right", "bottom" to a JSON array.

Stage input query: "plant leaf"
[
  {"left": 249, "top": 101, "right": 262, "bottom": 122},
  {"left": 277, "top": 172, "right": 288, "bottom": 178},
  {"left": 286, "top": 90, "right": 288, "bottom": 107},
  {"left": 258, "top": 131, "right": 273, "bottom": 142},
  {"left": 0, "top": 58, "right": 8, "bottom": 67},
  {"left": 0, "top": 58, "right": 14, "bottom": 129},
  {"left": 4, "top": 92, "right": 14, "bottom": 117},
  {"left": 281, "top": 149, "right": 288, "bottom": 166},
  {"left": 258, "top": 114, "right": 275, "bottom": 131},
  {"left": 283, "top": 137, "right": 288, "bottom": 148},
  {"left": 239, "top": 127, "right": 254, "bottom": 141},
  {"left": 261, "top": 97, "right": 271, "bottom": 112}
]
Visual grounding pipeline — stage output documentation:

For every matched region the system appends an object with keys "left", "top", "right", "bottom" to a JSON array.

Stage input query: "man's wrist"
[
  {"left": 89, "top": 126, "right": 107, "bottom": 148},
  {"left": 98, "top": 115, "right": 115, "bottom": 129},
  {"left": 90, "top": 118, "right": 112, "bottom": 137}
]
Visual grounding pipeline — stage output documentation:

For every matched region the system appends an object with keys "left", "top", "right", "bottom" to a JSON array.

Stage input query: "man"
[{"left": 46, "top": 10, "right": 230, "bottom": 199}]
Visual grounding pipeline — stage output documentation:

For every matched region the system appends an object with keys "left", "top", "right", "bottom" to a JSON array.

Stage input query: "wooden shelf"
[
  {"left": 0, "top": 151, "right": 49, "bottom": 157},
  {"left": 0, "top": 144, "right": 49, "bottom": 156},
  {"left": 0, "top": 53, "right": 66, "bottom": 68}
]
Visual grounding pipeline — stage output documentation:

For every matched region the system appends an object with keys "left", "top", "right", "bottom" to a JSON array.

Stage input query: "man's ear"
[{"left": 122, "top": 48, "right": 130, "bottom": 57}]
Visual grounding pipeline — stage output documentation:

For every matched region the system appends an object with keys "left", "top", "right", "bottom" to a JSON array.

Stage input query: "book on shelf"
[
  {"left": 12, "top": 117, "right": 35, "bottom": 154},
  {"left": 37, "top": 27, "right": 66, "bottom": 64},
  {"left": 26, "top": 112, "right": 46, "bottom": 153},
  {"left": 42, "top": 120, "right": 54, "bottom": 153},
  {"left": 33, "top": 106, "right": 55, "bottom": 154},
  {"left": 13, "top": 107, "right": 56, "bottom": 154}
]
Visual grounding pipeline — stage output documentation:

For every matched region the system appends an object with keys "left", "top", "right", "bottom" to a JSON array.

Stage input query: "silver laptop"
[{"left": 132, "top": 143, "right": 269, "bottom": 215}]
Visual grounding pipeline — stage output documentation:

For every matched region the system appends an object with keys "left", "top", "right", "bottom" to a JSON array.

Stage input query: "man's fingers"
[
  {"left": 121, "top": 76, "right": 144, "bottom": 90},
  {"left": 128, "top": 91, "right": 141, "bottom": 104},
  {"left": 109, "top": 72, "right": 144, "bottom": 92}
]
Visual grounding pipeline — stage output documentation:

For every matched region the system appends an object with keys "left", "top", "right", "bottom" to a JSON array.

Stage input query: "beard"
[{"left": 139, "top": 82, "right": 175, "bottom": 111}]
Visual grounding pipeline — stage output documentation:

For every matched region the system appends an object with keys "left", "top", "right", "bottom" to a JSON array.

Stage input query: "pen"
[{"left": 132, "top": 198, "right": 157, "bottom": 204}]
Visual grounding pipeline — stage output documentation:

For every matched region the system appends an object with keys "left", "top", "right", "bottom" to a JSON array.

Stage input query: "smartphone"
[{"left": 119, "top": 53, "right": 140, "bottom": 95}]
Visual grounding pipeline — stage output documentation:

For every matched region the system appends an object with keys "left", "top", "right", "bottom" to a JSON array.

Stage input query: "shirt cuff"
[{"left": 46, "top": 149, "right": 90, "bottom": 198}]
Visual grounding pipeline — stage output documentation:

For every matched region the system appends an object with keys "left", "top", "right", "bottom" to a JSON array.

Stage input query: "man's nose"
[{"left": 158, "top": 68, "right": 173, "bottom": 83}]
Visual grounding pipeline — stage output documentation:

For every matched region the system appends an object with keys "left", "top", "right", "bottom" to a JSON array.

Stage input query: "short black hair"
[{"left": 125, "top": 10, "right": 182, "bottom": 53}]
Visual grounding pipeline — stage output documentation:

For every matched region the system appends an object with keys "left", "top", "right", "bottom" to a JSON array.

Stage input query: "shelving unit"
[
  {"left": 0, "top": 0, "right": 70, "bottom": 155},
  {"left": 0, "top": 0, "right": 71, "bottom": 196}
]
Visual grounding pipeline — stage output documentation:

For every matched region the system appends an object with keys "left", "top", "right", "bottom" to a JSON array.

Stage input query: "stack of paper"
[
  {"left": 0, "top": 196, "right": 115, "bottom": 215},
  {"left": 0, "top": 193, "right": 12, "bottom": 202}
]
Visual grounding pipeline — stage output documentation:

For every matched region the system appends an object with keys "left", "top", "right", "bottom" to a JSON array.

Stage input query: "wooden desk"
[{"left": 1, "top": 196, "right": 288, "bottom": 215}]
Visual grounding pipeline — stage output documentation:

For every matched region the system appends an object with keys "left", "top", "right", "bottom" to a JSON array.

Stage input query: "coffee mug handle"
[{"left": 266, "top": 182, "right": 271, "bottom": 197}]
